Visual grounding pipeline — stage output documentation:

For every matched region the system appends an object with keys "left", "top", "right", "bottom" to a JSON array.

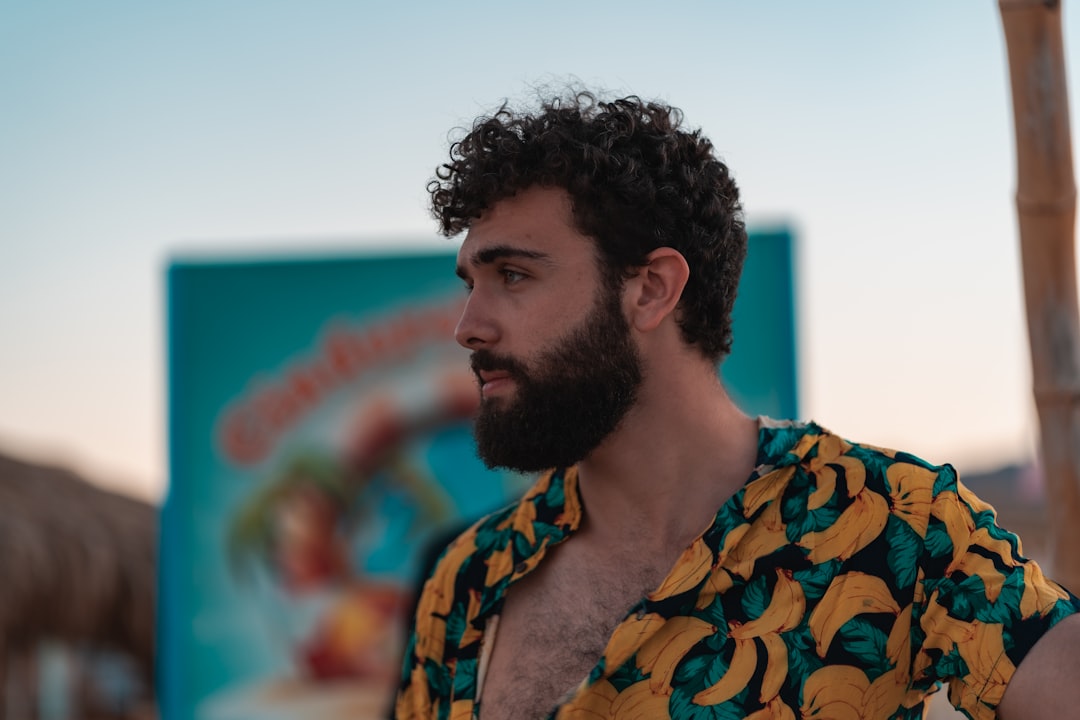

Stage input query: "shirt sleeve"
[
  {"left": 910, "top": 464, "right": 1080, "bottom": 720},
  {"left": 395, "top": 523, "right": 477, "bottom": 720}
]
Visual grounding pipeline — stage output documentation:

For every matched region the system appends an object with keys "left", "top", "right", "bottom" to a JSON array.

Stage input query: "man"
[{"left": 395, "top": 91, "right": 1080, "bottom": 720}]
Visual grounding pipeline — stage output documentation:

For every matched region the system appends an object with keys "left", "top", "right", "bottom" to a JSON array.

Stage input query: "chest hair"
[{"left": 479, "top": 547, "right": 664, "bottom": 720}]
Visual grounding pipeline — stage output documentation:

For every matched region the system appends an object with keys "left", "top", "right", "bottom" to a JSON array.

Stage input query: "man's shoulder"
[
  {"left": 761, "top": 418, "right": 952, "bottom": 475},
  {"left": 756, "top": 418, "right": 962, "bottom": 512}
]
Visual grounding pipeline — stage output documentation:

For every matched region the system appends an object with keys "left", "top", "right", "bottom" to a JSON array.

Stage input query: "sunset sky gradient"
[{"left": 2, "top": 2, "right": 1077, "bottom": 500}]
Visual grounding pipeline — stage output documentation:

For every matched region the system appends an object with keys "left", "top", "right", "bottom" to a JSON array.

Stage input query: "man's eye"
[{"left": 502, "top": 269, "right": 525, "bottom": 284}]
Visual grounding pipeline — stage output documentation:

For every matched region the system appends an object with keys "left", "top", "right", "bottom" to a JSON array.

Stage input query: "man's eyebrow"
[{"left": 455, "top": 245, "right": 553, "bottom": 278}]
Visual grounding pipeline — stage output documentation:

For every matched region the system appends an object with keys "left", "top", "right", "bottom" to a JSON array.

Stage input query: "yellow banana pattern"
[
  {"left": 808, "top": 572, "right": 901, "bottom": 656},
  {"left": 397, "top": 420, "right": 1080, "bottom": 720}
]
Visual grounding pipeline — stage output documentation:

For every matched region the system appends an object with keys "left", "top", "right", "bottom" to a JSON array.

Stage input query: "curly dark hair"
[{"left": 429, "top": 90, "right": 747, "bottom": 360}]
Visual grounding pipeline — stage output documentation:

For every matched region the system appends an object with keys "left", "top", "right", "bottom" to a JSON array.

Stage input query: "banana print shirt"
[{"left": 396, "top": 419, "right": 1080, "bottom": 720}]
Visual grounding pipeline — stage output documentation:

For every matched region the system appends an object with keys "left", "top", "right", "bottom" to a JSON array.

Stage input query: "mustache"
[{"left": 469, "top": 350, "right": 528, "bottom": 378}]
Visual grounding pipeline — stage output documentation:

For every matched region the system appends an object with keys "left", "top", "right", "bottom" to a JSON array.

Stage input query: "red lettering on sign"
[{"left": 215, "top": 296, "right": 466, "bottom": 467}]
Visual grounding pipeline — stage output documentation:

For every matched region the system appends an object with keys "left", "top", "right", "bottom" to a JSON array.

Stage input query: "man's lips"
[
  {"left": 470, "top": 351, "right": 524, "bottom": 397},
  {"left": 477, "top": 370, "right": 514, "bottom": 394}
]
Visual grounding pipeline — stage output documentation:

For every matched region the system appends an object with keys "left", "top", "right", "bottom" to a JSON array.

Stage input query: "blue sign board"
[{"left": 161, "top": 230, "right": 797, "bottom": 720}]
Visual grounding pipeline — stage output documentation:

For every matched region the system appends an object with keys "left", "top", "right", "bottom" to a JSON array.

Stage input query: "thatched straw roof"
[{"left": 0, "top": 451, "right": 157, "bottom": 683}]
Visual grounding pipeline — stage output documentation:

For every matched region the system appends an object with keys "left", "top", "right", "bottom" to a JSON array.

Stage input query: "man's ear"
[{"left": 624, "top": 247, "right": 690, "bottom": 333}]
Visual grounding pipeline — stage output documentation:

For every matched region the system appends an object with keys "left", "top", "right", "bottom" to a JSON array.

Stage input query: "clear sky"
[{"left": 1, "top": 1, "right": 1074, "bottom": 501}]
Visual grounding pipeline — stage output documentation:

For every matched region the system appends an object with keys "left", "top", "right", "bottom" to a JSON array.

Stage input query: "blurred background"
[{"left": 1, "top": 2, "right": 1075, "bottom": 718}]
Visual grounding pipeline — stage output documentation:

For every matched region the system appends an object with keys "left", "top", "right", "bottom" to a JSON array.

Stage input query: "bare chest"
[{"left": 478, "top": 551, "right": 662, "bottom": 720}]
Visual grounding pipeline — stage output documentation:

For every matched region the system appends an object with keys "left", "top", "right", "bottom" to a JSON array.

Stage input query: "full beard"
[{"left": 470, "top": 286, "right": 643, "bottom": 473}]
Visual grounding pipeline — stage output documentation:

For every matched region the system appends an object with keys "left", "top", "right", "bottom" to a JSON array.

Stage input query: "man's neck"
[{"left": 573, "top": 360, "right": 759, "bottom": 555}]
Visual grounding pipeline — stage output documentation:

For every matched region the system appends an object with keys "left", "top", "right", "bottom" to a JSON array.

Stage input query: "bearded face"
[{"left": 469, "top": 283, "right": 643, "bottom": 472}]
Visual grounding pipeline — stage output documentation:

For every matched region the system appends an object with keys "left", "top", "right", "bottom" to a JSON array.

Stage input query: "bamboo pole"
[{"left": 999, "top": 0, "right": 1080, "bottom": 592}]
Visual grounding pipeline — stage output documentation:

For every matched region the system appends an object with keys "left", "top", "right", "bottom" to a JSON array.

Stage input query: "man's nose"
[{"left": 454, "top": 292, "right": 499, "bottom": 349}]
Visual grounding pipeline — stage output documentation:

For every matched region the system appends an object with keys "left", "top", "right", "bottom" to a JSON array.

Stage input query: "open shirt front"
[{"left": 396, "top": 419, "right": 1080, "bottom": 720}]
